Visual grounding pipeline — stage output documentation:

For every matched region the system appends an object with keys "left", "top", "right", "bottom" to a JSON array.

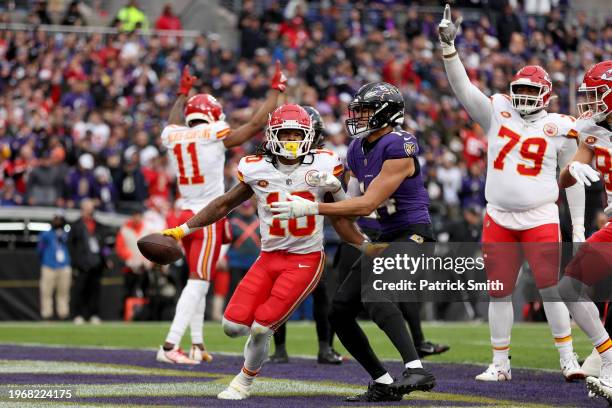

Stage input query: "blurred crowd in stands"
[{"left": 0, "top": 0, "right": 610, "bottom": 243}]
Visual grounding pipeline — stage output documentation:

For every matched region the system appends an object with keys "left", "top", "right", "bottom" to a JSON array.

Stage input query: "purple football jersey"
[{"left": 347, "top": 130, "right": 431, "bottom": 234}]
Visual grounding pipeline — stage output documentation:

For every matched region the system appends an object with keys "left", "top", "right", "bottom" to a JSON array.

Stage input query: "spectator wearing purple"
[
  {"left": 65, "top": 153, "right": 96, "bottom": 209},
  {"left": 459, "top": 162, "right": 486, "bottom": 210},
  {"left": 93, "top": 166, "right": 117, "bottom": 212}
]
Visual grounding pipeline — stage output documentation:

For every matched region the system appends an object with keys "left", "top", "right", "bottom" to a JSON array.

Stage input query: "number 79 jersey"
[
  {"left": 237, "top": 150, "right": 344, "bottom": 254},
  {"left": 485, "top": 94, "right": 578, "bottom": 212},
  {"left": 161, "top": 122, "right": 231, "bottom": 212}
]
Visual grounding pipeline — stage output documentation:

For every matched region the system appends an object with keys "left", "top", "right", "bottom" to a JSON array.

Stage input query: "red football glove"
[
  {"left": 178, "top": 66, "right": 196, "bottom": 96},
  {"left": 270, "top": 60, "right": 287, "bottom": 92}
]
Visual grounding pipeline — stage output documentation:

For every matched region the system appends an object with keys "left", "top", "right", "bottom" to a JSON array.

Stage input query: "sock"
[
  {"left": 369, "top": 302, "right": 419, "bottom": 363},
  {"left": 165, "top": 280, "right": 203, "bottom": 345},
  {"left": 405, "top": 360, "right": 423, "bottom": 369},
  {"left": 489, "top": 299, "right": 512, "bottom": 363},
  {"left": 244, "top": 322, "right": 274, "bottom": 373},
  {"left": 596, "top": 337, "right": 612, "bottom": 362},
  {"left": 540, "top": 292, "right": 573, "bottom": 359},
  {"left": 374, "top": 373, "right": 393, "bottom": 384},
  {"left": 274, "top": 323, "right": 286, "bottom": 348},
  {"left": 190, "top": 280, "right": 210, "bottom": 345},
  {"left": 399, "top": 302, "right": 425, "bottom": 347},
  {"left": 236, "top": 366, "right": 257, "bottom": 387}
]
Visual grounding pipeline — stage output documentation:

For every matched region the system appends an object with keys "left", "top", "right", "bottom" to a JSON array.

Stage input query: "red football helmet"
[
  {"left": 266, "top": 104, "right": 314, "bottom": 159},
  {"left": 184, "top": 94, "right": 225, "bottom": 126},
  {"left": 577, "top": 60, "right": 612, "bottom": 122},
  {"left": 510, "top": 66, "right": 552, "bottom": 115}
]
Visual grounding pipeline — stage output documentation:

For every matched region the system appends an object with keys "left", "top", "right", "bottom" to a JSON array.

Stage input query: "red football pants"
[
  {"left": 482, "top": 213, "right": 560, "bottom": 297},
  {"left": 224, "top": 250, "right": 325, "bottom": 330},
  {"left": 565, "top": 221, "right": 612, "bottom": 286},
  {"left": 177, "top": 210, "right": 226, "bottom": 281}
]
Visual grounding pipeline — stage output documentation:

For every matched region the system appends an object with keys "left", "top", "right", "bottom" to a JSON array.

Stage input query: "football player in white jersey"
[
  {"left": 439, "top": 4, "right": 586, "bottom": 381},
  {"left": 155, "top": 63, "right": 287, "bottom": 364},
  {"left": 161, "top": 104, "right": 367, "bottom": 399},
  {"left": 558, "top": 60, "right": 612, "bottom": 403}
]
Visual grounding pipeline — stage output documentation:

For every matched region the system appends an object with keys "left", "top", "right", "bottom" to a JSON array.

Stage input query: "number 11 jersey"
[{"left": 161, "top": 122, "right": 231, "bottom": 212}]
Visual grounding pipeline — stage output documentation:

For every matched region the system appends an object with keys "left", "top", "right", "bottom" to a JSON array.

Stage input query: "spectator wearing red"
[{"left": 155, "top": 5, "right": 182, "bottom": 31}]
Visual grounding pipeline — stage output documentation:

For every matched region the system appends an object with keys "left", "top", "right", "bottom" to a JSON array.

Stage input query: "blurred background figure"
[
  {"left": 68, "top": 199, "right": 109, "bottom": 324},
  {"left": 37, "top": 212, "right": 71, "bottom": 321}
]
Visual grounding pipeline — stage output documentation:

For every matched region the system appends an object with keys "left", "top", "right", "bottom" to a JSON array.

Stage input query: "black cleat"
[
  {"left": 390, "top": 367, "right": 436, "bottom": 396},
  {"left": 417, "top": 340, "right": 450, "bottom": 358},
  {"left": 317, "top": 348, "right": 343, "bottom": 365},
  {"left": 345, "top": 382, "right": 403, "bottom": 402},
  {"left": 268, "top": 349, "right": 289, "bottom": 364}
]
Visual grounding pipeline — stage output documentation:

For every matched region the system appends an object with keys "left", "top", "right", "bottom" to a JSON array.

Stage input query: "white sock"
[
  {"left": 236, "top": 368, "right": 257, "bottom": 388},
  {"left": 540, "top": 292, "right": 573, "bottom": 358},
  {"left": 405, "top": 360, "right": 423, "bottom": 369},
  {"left": 564, "top": 301, "right": 608, "bottom": 346},
  {"left": 190, "top": 280, "right": 210, "bottom": 344},
  {"left": 374, "top": 373, "right": 394, "bottom": 384},
  {"left": 243, "top": 322, "right": 274, "bottom": 373},
  {"left": 165, "top": 280, "right": 203, "bottom": 345},
  {"left": 489, "top": 299, "right": 512, "bottom": 363}
]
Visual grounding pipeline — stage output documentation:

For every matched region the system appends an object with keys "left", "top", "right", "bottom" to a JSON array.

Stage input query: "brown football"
[{"left": 137, "top": 233, "right": 183, "bottom": 265}]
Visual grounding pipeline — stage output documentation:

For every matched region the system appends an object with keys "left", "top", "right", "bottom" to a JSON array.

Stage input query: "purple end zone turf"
[{"left": 0, "top": 345, "right": 600, "bottom": 407}]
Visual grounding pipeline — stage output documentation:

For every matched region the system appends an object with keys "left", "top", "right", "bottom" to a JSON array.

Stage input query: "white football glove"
[
  {"left": 568, "top": 161, "right": 600, "bottom": 187},
  {"left": 271, "top": 194, "right": 319, "bottom": 220},
  {"left": 572, "top": 225, "right": 585, "bottom": 243},
  {"left": 310, "top": 171, "right": 342, "bottom": 193},
  {"left": 438, "top": 4, "right": 462, "bottom": 56}
]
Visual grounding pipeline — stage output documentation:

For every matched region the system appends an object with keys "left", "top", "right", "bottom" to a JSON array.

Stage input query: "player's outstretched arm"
[
  {"left": 559, "top": 141, "right": 598, "bottom": 188},
  {"left": 223, "top": 61, "right": 287, "bottom": 148},
  {"left": 439, "top": 4, "right": 492, "bottom": 131},
  {"left": 162, "top": 182, "right": 254, "bottom": 240},
  {"left": 168, "top": 66, "right": 196, "bottom": 125},
  {"left": 271, "top": 157, "right": 414, "bottom": 219}
]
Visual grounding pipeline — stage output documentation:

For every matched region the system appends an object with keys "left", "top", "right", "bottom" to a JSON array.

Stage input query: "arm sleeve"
[
  {"left": 211, "top": 121, "right": 231, "bottom": 141},
  {"left": 558, "top": 138, "right": 585, "bottom": 229},
  {"left": 443, "top": 55, "right": 493, "bottom": 132}
]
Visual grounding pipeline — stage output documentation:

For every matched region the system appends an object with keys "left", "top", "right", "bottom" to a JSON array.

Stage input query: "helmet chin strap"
[{"left": 519, "top": 107, "right": 546, "bottom": 121}]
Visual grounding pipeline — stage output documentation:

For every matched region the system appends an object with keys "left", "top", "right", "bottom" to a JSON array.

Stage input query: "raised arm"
[
  {"left": 168, "top": 66, "right": 196, "bottom": 125},
  {"left": 439, "top": 4, "right": 492, "bottom": 131},
  {"left": 223, "top": 61, "right": 287, "bottom": 148},
  {"left": 162, "top": 182, "right": 254, "bottom": 241}
]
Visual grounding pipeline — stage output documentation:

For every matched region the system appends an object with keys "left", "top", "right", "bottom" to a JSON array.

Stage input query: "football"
[{"left": 137, "top": 233, "right": 183, "bottom": 265}]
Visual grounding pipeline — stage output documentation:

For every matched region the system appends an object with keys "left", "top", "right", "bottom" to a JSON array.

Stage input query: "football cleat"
[
  {"left": 268, "top": 349, "right": 289, "bottom": 364},
  {"left": 417, "top": 341, "right": 450, "bottom": 358},
  {"left": 561, "top": 353, "right": 586, "bottom": 381},
  {"left": 217, "top": 375, "right": 252, "bottom": 400},
  {"left": 586, "top": 376, "right": 612, "bottom": 405},
  {"left": 345, "top": 382, "right": 402, "bottom": 402},
  {"left": 156, "top": 346, "right": 199, "bottom": 365},
  {"left": 189, "top": 345, "right": 213, "bottom": 363},
  {"left": 390, "top": 368, "right": 436, "bottom": 396},
  {"left": 317, "top": 348, "right": 343, "bottom": 365},
  {"left": 475, "top": 360, "right": 512, "bottom": 381},
  {"left": 582, "top": 349, "right": 602, "bottom": 378}
]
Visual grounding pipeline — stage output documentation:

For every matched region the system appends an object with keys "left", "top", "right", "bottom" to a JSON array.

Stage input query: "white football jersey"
[
  {"left": 161, "top": 122, "right": 230, "bottom": 212},
  {"left": 485, "top": 94, "right": 578, "bottom": 212},
  {"left": 237, "top": 149, "right": 344, "bottom": 254},
  {"left": 577, "top": 116, "right": 612, "bottom": 215}
]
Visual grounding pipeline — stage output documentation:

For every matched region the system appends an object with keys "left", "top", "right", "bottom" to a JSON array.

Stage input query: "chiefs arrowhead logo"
[
  {"left": 257, "top": 180, "right": 269, "bottom": 187},
  {"left": 501, "top": 111, "right": 511, "bottom": 118},
  {"left": 585, "top": 136, "right": 596, "bottom": 145},
  {"left": 601, "top": 68, "right": 612, "bottom": 81},
  {"left": 543, "top": 123, "right": 558, "bottom": 137}
]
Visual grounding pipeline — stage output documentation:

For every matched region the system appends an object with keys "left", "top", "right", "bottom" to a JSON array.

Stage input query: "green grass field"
[{"left": 0, "top": 321, "right": 594, "bottom": 370}]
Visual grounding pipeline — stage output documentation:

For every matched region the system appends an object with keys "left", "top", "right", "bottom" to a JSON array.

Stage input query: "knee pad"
[
  {"left": 366, "top": 301, "right": 401, "bottom": 327},
  {"left": 222, "top": 317, "right": 250, "bottom": 338}
]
